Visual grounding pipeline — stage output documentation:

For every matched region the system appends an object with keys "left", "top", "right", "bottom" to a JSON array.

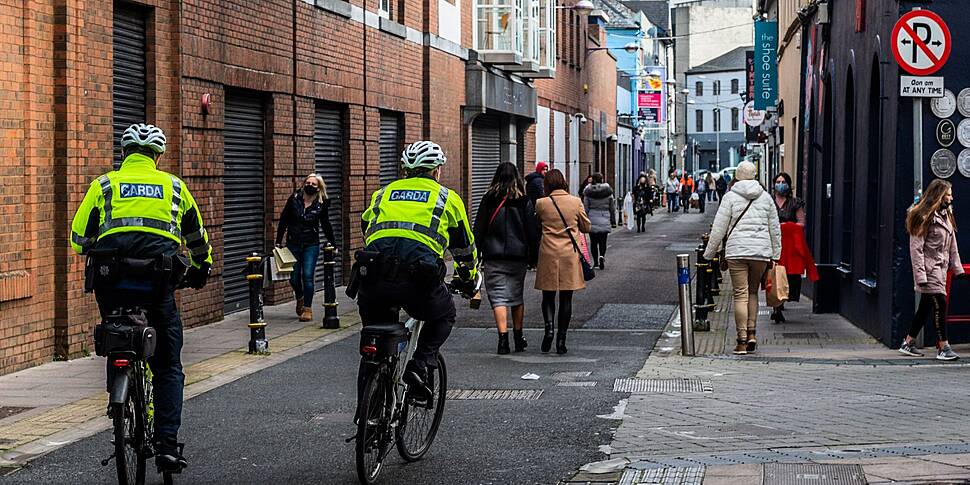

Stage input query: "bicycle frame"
[{"left": 388, "top": 317, "right": 424, "bottom": 420}]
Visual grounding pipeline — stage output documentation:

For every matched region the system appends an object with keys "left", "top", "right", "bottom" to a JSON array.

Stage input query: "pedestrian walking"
[
  {"left": 579, "top": 174, "right": 593, "bottom": 196},
  {"left": 525, "top": 161, "right": 548, "bottom": 205},
  {"left": 703, "top": 161, "right": 781, "bottom": 355},
  {"left": 680, "top": 180, "right": 692, "bottom": 214},
  {"left": 633, "top": 175, "right": 653, "bottom": 232},
  {"left": 770, "top": 172, "right": 810, "bottom": 323},
  {"left": 535, "top": 169, "right": 591, "bottom": 354},
  {"left": 899, "top": 179, "right": 964, "bottom": 361},
  {"left": 695, "top": 175, "right": 708, "bottom": 213},
  {"left": 705, "top": 173, "right": 716, "bottom": 202},
  {"left": 715, "top": 174, "right": 728, "bottom": 202},
  {"left": 473, "top": 162, "right": 540, "bottom": 355},
  {"left": 582, "top": 173, "right": 616, "bottom": 269},
  {"left": 275, "top": 173, "right": 337, "bottom": 322},
  {"left": 665, "top": 171, "right": 681, "bottom": 212}
]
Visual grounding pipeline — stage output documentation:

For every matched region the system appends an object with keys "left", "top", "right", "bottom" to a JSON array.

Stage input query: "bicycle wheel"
[
  {"left": 395, "top": 354, "right": 447, "bottom": 461},
  {"left": 112, "top": 391, "right": 147, "bottom": 485},
  {"left": 356, "top": 366, "right": 391, "bottom": 485}
]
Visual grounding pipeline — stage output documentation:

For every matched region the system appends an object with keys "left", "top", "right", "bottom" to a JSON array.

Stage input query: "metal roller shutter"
[
  {"left": 314, "top": 105, "right": 345, "bottom": 287},
  {"left": 223, "top": 92, "right": 266, "bottom": 313},
  {"left": 379, "top": 113, "right": 401, "bottom": 187},
  {"left": 471, "top": 115, "right": 502, "bottom": 218},
  {"left": 112, "top": 5, "right": 147, "bottom": 169}
]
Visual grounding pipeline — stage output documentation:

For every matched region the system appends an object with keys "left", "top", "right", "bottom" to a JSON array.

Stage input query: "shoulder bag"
[
  {"left": 550, "top": 195, "right": 595, "bottom": 281},
  {"left": 488, "top": 196, "right": 507, "bottom": 226},
  {"left": 719, "top": 199, "right": 755, "bottom": 271}
]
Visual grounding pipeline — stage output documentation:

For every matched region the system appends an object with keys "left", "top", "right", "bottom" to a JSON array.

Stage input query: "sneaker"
[
  {"left": 898, "top": 341, "right": 924, "bottom": 357},
  {"left": 733, "top": 339, "right": 748, "bottom": 355},
  {"left": 937, "top": 345, "right": 960, "bottom": 361}
]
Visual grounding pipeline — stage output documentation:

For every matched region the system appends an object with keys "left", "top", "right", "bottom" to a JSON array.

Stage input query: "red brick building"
[{"left": 0, "top": 0, "right": 616, "bottom": 375}]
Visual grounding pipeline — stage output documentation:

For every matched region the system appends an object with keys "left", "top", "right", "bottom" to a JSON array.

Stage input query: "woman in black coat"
[
  {"left": 275, "top": 173, "right": 336, "bottom": 322},
  {"left": 632, "top": 174, "right": 653, "bottom": 232},
  {"left": 474, "top": 162, "right": 540, "bottom": 354}
]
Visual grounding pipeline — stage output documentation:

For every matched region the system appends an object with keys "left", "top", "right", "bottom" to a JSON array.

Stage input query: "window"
[
  {"left": 731, "top": 107, "right": 739, "bottom": 131},
  {"left": 535, "top": 0, "right": 556, "bottom": 75},
  {"left": 378, "top": 0, "right": 391, "bottom": 18},
  {"left": 731, "top": 79, "right": 739, "bottom": 94},
  {"left": 713, "top": 109, "right": 720, "bottom": 132},
  {"left": 695, "top": 81, "right": 703, "bottom": 96},
  {"left": 695, "top": 110, "right": 703, "bottom": 132},
  {"left": 713, "top": 80, "right": 720, "bottom": 96},
  {"left": 475, "top": 0, "right": 523, "bottom": 62},
  {"left": 519, "top": 0, "right": 539, "bottom": 68}
]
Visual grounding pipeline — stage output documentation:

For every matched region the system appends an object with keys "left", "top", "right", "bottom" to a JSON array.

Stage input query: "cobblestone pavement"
[{"left": 564, "top": 271, "right": 970, "bottom": 484}]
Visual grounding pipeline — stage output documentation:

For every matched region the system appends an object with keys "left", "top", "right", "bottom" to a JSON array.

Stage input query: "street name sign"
[
  {"left": 891, "top": 10, "right": 951, "bottom": 76},
  {"left": 900, "top": 76, "right": 944, "bottom": 97}
]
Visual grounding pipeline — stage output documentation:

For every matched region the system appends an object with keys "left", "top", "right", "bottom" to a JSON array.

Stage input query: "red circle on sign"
[{"left": 892, "top": 9, "right": 951, "bottom": 76}]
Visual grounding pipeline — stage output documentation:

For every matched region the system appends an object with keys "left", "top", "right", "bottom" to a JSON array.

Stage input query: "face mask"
[
  {"left": 774, "top": 183, "right": 789, "bottom": 194},
  {"left": 303, "top": 184, "right": 319, "bottom": 195},
  {"left": 941, "top": 201, "right": 951, "bottom": 210}
]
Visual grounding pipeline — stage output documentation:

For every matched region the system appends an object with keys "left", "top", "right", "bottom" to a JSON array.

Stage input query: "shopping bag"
[
  {"left": 764, "top": 264, "right": 790, "bottom": 308},
  {"left": 623, "top": 193, "right": 635, "bottom": 231},
  {"left": 273, "top": 246, "right": 297, "bottom": 272},
  {"left": 267, "top": 256, "right": 291, "bottom": 282}
]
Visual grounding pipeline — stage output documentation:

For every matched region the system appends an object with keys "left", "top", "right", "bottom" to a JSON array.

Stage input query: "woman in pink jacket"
[{"left": 900, "top": 179, "right": 963, "bottom": 361}]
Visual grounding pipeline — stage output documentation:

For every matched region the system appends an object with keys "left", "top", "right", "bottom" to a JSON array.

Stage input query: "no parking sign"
[{"left": 892, "top": 9, "right": 951, "bottom": 76}]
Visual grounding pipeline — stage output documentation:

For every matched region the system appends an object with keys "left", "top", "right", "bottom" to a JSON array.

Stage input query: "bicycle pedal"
[
  {"left": 100, "top": 453, "right": 116, "bottom": 467},
  {"left": 345, "top": 434, "right": 357, "bottom": 443}
]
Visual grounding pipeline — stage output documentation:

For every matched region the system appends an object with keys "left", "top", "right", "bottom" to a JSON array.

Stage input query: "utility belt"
[
  {"left": 345, "top": 250, "right": 444, "bottom": 299},
  {"left": 84, "top": 248, "right": 189, "bottom": 293}
]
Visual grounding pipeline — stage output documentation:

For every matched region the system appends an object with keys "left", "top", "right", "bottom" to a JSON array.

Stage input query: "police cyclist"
[
  {"left": 355, "top": 140, "right": 479, "bottom": 404},
  {"left": 70, "top": 123, "right": 212, "bottom": 472}
]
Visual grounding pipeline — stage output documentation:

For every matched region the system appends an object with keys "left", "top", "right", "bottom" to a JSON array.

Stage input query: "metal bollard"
[
  {"left": 245, "top": 253, "right": 269, "bottom": 354},
  {"left": 321, "top": 245, "right": 340, "bottom": 329},
  {"left": 677, "top": 254, "right": 696, "bottom": 356}
]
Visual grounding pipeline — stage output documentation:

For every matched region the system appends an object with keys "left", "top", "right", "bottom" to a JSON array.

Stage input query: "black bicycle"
[{"left": 353, "top": 277, "right": 481, "bottom": 484}]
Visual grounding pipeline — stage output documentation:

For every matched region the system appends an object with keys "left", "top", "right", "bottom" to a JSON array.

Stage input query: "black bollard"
[
  {"left": 693, "top": 243, "right": 713, "bottom": 331},
  {"left": 245, "top": 253, "right": 269, "bottom": 354},
  {"left": 321, "top": 245, "right": 340, "bottom": 329}
]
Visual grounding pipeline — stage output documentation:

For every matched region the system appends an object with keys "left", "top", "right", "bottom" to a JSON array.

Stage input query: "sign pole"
[{"left": 914, "top": 97, "right": 923, "bottom": 204}]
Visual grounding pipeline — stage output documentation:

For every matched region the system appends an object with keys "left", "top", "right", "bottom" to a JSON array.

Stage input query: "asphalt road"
[{"left": 4, "top": 208, "right": 715, "bottom": 485}]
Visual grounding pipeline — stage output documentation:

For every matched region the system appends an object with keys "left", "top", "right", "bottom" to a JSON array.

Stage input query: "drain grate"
[
  {"left": 613, "top": 378, "right": 712, "bottom": 393},
  {"left": 446, "top": 389, "right": 543, "bottom": 400},
  {"left": 763, "top": 464, "right": 866, "bottom": 485},
  {"left": 584, "top": 304, "right": 675, "bottom": 329},
  {"left": 557, "top": 381, "right": 597, "bottom": 387},
  {"left": 0, "top": 406, "right": 32, "bottom": 420},
  {"left": 780, "top": 332, "right": 820, "bottom": 339},
  {"left": 620, "top": 466, "right": 704, "bottom": 485}
]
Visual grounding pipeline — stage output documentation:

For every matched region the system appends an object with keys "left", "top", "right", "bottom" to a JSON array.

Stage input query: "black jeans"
[
  {"left": 636, "top": 213, "right": 647, "bottom": 232},
  {"left": 908, "top": 293, "right": 948, "bottom": 342},
  {"left": 95, "top": 288, "right": 184, "bottom": 443},
  {"left": 697, "top": 193, "right": 706, "bottom": 213},
  {"left": 589, "top": 233, "right": 608, "bottom": 264},
  {"left": 356, "top": 278, "right": 456, "bottom": 371}
]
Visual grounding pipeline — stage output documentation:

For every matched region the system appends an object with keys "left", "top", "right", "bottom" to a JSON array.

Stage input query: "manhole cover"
[
  {"left": 557, "top": 381, "right": 597, "bottom": 387},
  {"left": 584, "top": 304, "right": 675, "bottom": 329},
  {"left": 620, "top": 466, "right": 704, "bottom": 485},
  {"left": 447, "top": 389, "right": 543, "bottom": 400},
  {"left": 0, "top": 406, "right": 32, "bottom": 420},
  {"left": 763, "top": 464, "right": 866, "bottom": 485},
  {"left": 613, "top": 378, "right": 712, "bottom": 393},
  {"left": 781, "top": 332, "right": 820, "bottom": 339}
]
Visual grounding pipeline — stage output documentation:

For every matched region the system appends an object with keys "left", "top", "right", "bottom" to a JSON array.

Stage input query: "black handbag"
[{"left": 549, "top": 196, "right": 595, "bottom": 282}]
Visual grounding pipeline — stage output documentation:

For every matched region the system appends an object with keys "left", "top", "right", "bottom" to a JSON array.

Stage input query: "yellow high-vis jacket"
[{"left": 70, "top": 153, "right": 213, "bottom": 269}]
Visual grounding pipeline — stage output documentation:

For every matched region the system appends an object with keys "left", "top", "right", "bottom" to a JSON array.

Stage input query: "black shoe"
[
  {"left": 598, "top": 256, "right": 605, "bottom": 270},
  {"left": 497, "top": 332, "right": 511, "bottom": 355},
  {"left": 403, "top": 363, "right": 432, "bottom": 405},
  {"left": 154, "top": 440, "right": 187, "bottom": 473},
  {"left": 556, "top": 323, "right": 569, "bottom": 354},
  {"left": 541, "top": 323, "right": 554, "bottom": 353},
  {"left": 513, "top": 329, "right": 528, "bottom": 352}
]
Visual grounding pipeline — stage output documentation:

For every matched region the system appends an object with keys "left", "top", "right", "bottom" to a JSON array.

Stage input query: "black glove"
[
  {"left": 184, "top": 263, "right": 211, "bottom": 290},
  {"left": 449, "top": 277, "right": 477, "bottom": 298}
]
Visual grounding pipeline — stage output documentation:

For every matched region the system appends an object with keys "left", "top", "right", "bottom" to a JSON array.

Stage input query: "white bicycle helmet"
[
  {"left": 400, "top": 141, "right": 446, "bottom": 172},
  {"left": 121, "top": 123, "right": 167, "bottom": 155}
]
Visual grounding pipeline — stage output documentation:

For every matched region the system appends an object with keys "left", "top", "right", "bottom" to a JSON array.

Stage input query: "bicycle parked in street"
[
  {"left": 97, "top": 279, "right": 193, "bottom": 485},
  {"left": 352, "top": 276, "right": 481, "bottom": 485}
]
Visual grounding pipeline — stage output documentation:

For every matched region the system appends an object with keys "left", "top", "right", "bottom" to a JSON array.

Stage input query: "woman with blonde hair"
[
  {"left": 899, "top": 179, "right": 963, "bottom": 360},
  {"left": 275, "top": 173, "right": 336, "bottom": 322}
]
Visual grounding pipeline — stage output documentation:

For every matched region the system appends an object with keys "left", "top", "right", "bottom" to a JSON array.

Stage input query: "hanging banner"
[
  {"left": 754, "top": 21, "right": 778, "bottom": 110},
  {"left": 637, "top": 66, "right": 667, "bottom": 124}
]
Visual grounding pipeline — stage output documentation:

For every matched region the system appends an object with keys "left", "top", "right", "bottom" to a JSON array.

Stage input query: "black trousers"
[
  {"left": 908, "top": 293, "right": 948, "bottom": 342},
  {"left": 356, "top": 278, "right": 456, "bottom": 370},
  {"left": 636, "top": 212, "right": 647, "bottom": 232},
  {"left": 95, "top": 287, "right": 184, "bottom": 443},
  {"left": 589, "top": 233, "right": 608, "bottom": 263}
]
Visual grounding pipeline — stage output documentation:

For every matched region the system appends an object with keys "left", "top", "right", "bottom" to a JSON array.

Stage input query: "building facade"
[
  {"left": 685, "top": 48, "right": 747, "bottom": 173},
  {"left": 0, "top": 0, "right": 610, "bottom": 374}
]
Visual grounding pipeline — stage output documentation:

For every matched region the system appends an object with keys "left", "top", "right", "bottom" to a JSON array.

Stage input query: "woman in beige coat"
[
  {"left": 535, "top": 169, "right": 591, "bottom": 354},
  {"left": 900, "top": 179, "right": 964, "bottom": 361}
]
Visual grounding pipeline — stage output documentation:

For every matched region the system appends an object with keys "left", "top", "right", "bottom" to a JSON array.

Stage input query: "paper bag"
[
  {"left": 267, "top": 256, "right": 291, "bottom": 282},
  {"left": 764, "top": 264, "right": 789, "bottom": 308},
  {"left": 273, "top": 246, "right": 297, "bottom": 272}
]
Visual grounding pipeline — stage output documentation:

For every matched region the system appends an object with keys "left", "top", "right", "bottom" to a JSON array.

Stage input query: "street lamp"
[{"left": 587, "top": 42, "right": 640, "bottom": 54}]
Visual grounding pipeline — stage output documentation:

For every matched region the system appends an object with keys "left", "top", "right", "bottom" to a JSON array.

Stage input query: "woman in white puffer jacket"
[{"left": 703, "top": 161, "right": 781, "bottom": 355}]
